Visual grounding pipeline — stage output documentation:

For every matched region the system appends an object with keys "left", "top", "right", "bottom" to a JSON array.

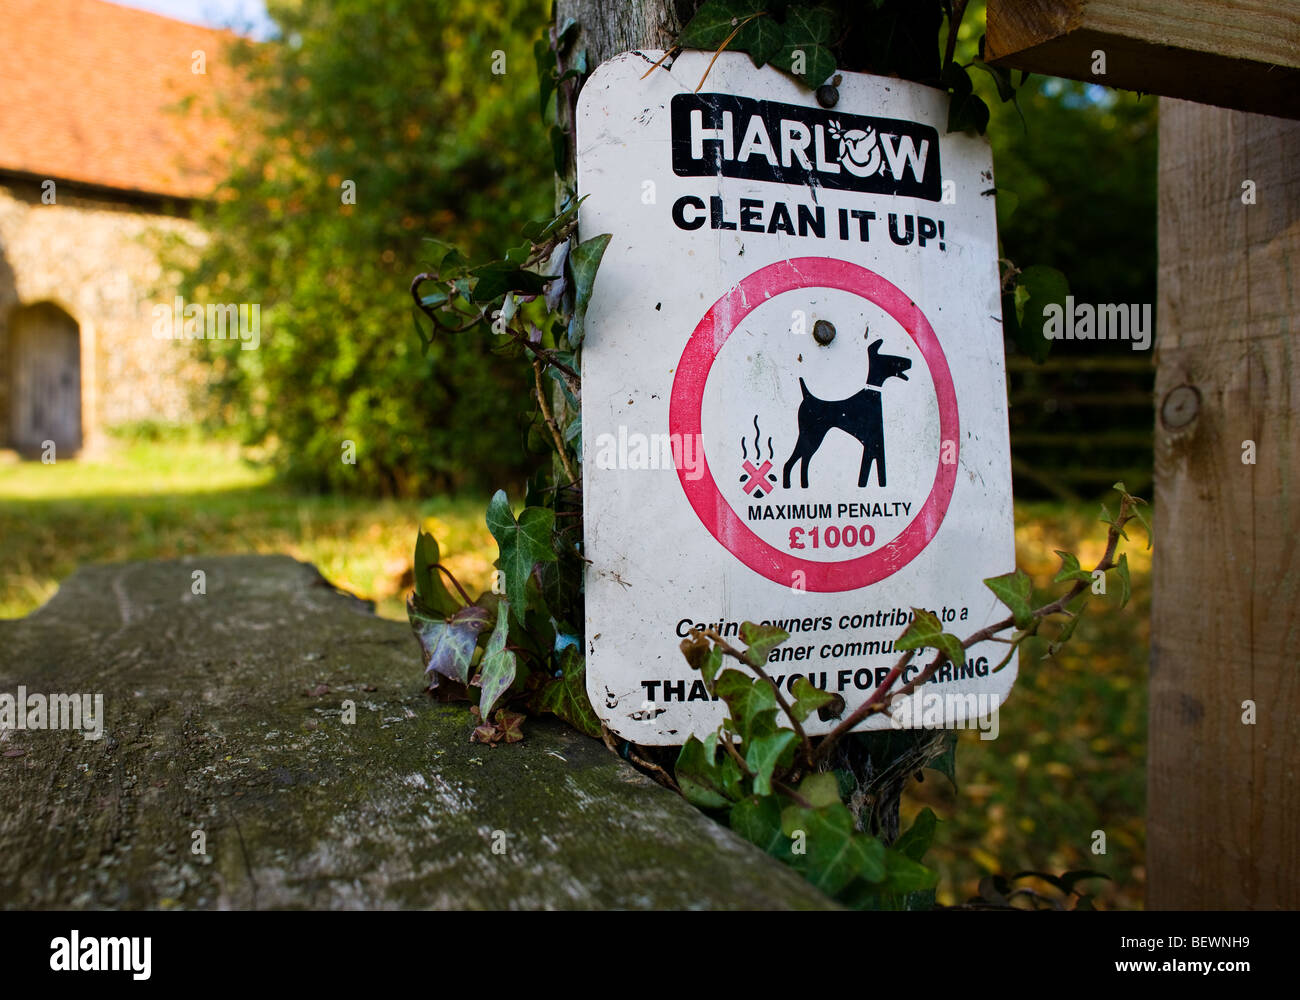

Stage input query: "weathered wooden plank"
[
  {"left": 986, "top": 0, "right": 1300, "bottom": 120},
  {"left": 1150, "top": 99, "right": 1300, "bottom": 909},
  {"left": 0, "top": 555, "right": 837, "bottom": 910}
]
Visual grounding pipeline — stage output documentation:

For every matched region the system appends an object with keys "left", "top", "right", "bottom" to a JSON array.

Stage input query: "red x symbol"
[{"left": 742, "top": 459, "right": 774, "bottom": 494}]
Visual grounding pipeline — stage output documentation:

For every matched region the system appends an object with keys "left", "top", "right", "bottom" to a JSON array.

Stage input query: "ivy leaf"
[
  {"left": 894, "top": 608, "right": 966, "bottom": 667},
  {"left": 740, "top": 620, "right": 789, "bottom": 666},
  {"left": 926, "top": 730, "right": 958, "bottom": 791},
  {"left": 412, "top": 530, "right": 459, "bottom": 616},
  {"left": 984, "top": 569, "right": 1034, "bottom": 629},
  {"left": 477, "top": 598, "right": 517, "bottom": 719},
  {"left": 408, "top": 597, "right": 491, "bottom": 688},
  {"left": 537, "top": 647, "right": 602, "bottom": 739},
  {"left": 789, "top": 676, "right": 836, "bottom": 723},
  {"left": 486, "top": 490, "right": 558, "bottom": 619},
  {"left": 1052, "top": 549, "right": 1094, "bottom": 584},
  {"left": 796, "top": 772, "right": 842, "bottom": 809},
  {"left": 893, "top": 807, "right": 939, "bottom": 863},
  {"left": 566, "top": 233, "right": 611, "bottom": 348},
  {"left": 535, "top": 36, "right": 556, "bottom": 117},
  {"left": 875, "top": 847, "right": 940, "bottom": 893},
  {"left": 942, "top": 61, "right": 989, "bottom": 134},
  {"left": 765, "top": 3, "right": 837, "bottom": 85},
  {"left": 1099, "top": 501, "right": 1130, "bottom": 541},
  {"left": 421, "top": 238, "right": 465, "bottom": 274},
  {"left": 677, "top": 0, "right": 764, "bottom": 49},
  {"left": 780, "top": 802, "right": 886, "bottom": 895},
  {"left": 737, "top": 14, "right": 782, "bottom": 67},
  {"left": 676, "top": 733, "right": 743, "bottom": 808},
  {"left": 469, "top": 261, "right": 551, "bottom": 303},
  {"left": 1014, "top": 265, "right": 1070, "bottom": 361},
  {"left": 715, "top": 668, "right": 780, "bottom": 744},
  {"left": 680, "top": 633, "right": 725, "bottom": 688},
  {"left": 745, "top": 730, "right": 798, "bottom": 796},
  {"left": 729, "top": 794, "right": 789, "bottom": 858},
  {"left": 1044, "top": 602, "right": 1087, "bottom": 660},
  {"left": 1114, "top": 553, "right": 1132, "bottom": 609}
]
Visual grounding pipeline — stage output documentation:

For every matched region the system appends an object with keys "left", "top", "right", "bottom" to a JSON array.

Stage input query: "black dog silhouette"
[{"left": 783, "top": 338, "right": 912, "bottom": 489}]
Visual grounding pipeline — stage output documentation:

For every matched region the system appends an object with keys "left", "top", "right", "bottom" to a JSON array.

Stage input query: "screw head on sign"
[
  {"left": 816, "top": 84, "right": 839, "bottom": 108},
  {"left": 812, "top": 319, "right": 836, "bottom": 346}
]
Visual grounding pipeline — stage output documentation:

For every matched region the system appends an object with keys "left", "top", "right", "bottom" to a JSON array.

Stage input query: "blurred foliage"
[
  {"left": 957, "top": 2, "right": 1158, "bottom": 499},
  {"left": 174, "top": 0, "right": 553, "bottom": 496},
  {"left": 906, "top": 501, "right": 1151, "bottom": 910}
]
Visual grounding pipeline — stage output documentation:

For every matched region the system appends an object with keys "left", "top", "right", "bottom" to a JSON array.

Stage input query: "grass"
[
  {"left": 0, "top": 437, "right": 496, "bottom": 622},
  {"left": 0, "top": 438, "right": 1150, "bottom": 909}
]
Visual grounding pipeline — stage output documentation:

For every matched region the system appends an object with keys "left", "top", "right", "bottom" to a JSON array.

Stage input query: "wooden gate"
[{"left": 9, "top": 302, "right": 82, "bottom": 455}]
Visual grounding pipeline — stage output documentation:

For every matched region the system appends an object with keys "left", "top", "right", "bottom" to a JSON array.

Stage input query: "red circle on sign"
[{"left": 668, "top": 257, "right": 959, "bottom": 593}]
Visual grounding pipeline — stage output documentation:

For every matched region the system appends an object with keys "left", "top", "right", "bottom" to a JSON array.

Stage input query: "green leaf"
[
  {"left": 537, "top": 647, "right": 602, "bottom": 739},
  {"left": 894, "top": 608, "right": 966, "bottom": 667},
  {"left": 535, "top": 36, "right": 556, "bottom": 117},
  {"left": 780, "top": 802, "right": 886, "bottom": 895},
  {"left": 421, "top": 238, "right": 466, "bottom": 275},
  {"left": 745, "top": 730, "right": 798, "bottom": 796},
  {"left": 969, "top": 58, "right": 1016, "bottom": 103},
  {"left": 1099, "top": 501, "right": 1131, "bottom": 541},
  {"left": 942, "top": 62, "right": 990, "bottom": 134},
  {"left": 413, "top": 530, "right": 458, "bottom": 615},
  {"left": 1130, "top": 503, "right": 1153, "bottom": 549},
  {"left": 926, "top": 730, "right": 958, "bottom": 791},
  {"left": 893, "top": 807, "right": 939, "bottom": 863},
  {"left": 789, "top": 676, "right": 835, "bottom": 723},
  {"left": 729, "top": 794, "right": 789, "bottom": 858},
  {"left": 680, "top": 632, "right": 725, "bottom": 688},
  {"left": 875, "top": 847, "right": 940, "bottom": 893},
  {"left": 485, "top": 490, "right": 558, "bottom": 619},
  {"left": 768, "top": 4, "right": 837, "bottom": 86},
  {"left": 1114, "top": 553, "right": 1132, "bottom": 609},
  {"left": 740, "top": 620, "right": 789, "bottom": 666},
  {"left": 408, "top": 597, "right": 491, "bottom": 687},
  {"left": 714, "top": 668, "right": 780, "bottom": 744},
  {"left": 1045, "top": 601, "right": 1087, "bottom": 659},
  {"left": 1014, "top": 265, "right": 1070, "bottom": 361},
  {"left": 796, "top": 772, "right": 842, "bottom": 809},
  {"left": 984, "top": 569, "right": 1034, "bottom": 629},
  {"left": 677, "top": 0, "right": 763, "bottom": 49},
  {"left": 1052, "top": 549, "right": 1093, "bottom": 584},
  {"left": 737, "top": 14, "right": 782, "bottom": 67},
  {"left": 478, "top": 598, "right": 517, "bottom": 718},
  {"left": 676, "top": 733, "right": 743, "bottom": 808},
  {"left": 566, "top": 233, "right": 611, "bottom": 348}
]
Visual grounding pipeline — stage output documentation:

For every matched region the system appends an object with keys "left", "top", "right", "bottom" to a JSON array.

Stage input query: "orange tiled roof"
[{"left": 0, "top": 0, "right": 245, "bottom": 199}]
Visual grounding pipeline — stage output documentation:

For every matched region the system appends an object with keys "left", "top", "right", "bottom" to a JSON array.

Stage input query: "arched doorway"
[{"left": 8, "top": 302, "right": 82, "bottom": 455}]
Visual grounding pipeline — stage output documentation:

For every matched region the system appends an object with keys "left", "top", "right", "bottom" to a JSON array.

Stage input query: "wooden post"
[
  {"left": 1150, "top": 101, "right": 1300, "bottom": 908},
  {"left": 986, "top": 0, "right": 1300, "bottom": 120}
]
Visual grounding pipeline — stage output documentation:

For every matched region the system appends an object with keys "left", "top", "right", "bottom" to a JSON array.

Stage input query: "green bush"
[{"left": 177, "top": 0, "right": 552, "bottom": 496}]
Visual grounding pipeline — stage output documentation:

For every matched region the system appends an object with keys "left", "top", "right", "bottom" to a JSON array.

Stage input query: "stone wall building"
[{"left": 0, "top": 0, "right": 241, "bottom": 455}]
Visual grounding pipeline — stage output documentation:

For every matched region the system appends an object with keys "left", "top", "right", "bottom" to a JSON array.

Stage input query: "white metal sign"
[{"left": 577, "top": 51, "right": 1016, "bottom": 744}]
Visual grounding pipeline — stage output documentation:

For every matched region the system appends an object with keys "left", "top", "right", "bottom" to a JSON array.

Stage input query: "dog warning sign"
[{"left": 576, "top": 51, "right": 1016, "bottom": 744}]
